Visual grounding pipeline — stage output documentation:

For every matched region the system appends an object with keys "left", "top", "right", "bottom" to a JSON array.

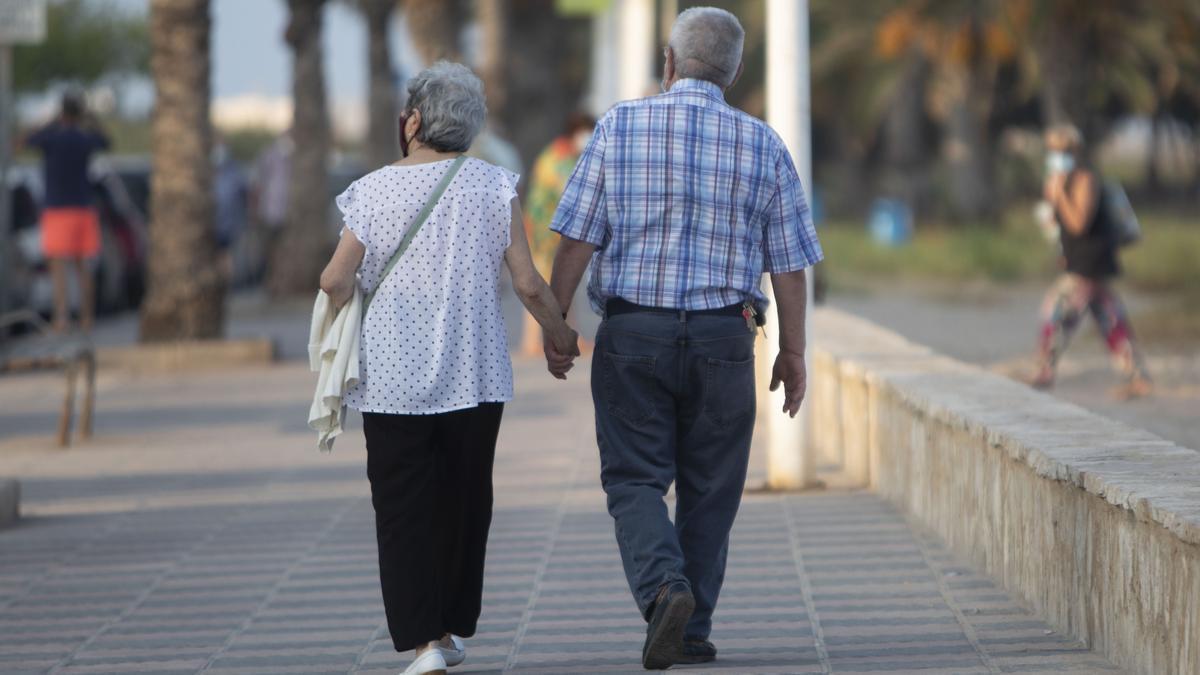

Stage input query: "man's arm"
[
  {"left": 549, "top": 236, "right": 596, "bottom": 314},
  {"left": 768, "top": 268, "right": 809, "bottom": 418}
]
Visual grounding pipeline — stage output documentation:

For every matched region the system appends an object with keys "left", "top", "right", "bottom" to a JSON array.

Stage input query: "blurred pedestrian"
[
  {"left": 519, "top": 111, "right": 596, "bottom": 355},
  {"left": 21, "top": 92, "right": 110, "bottom": 333},
  {"left": 249, "top": 133, "right": 292, "bottom": 284},
  {"left": 1032, "top": 124, "right": 1151, "bottom": 399},
  {"left": 212, "top": 137, "right": 248, "bottom": 283},
  {"left": 546, "top": 7, "right": 822, "bottom": 669},
  {"left": 317, "top": 62, "right": 578, "bottom": 675}
]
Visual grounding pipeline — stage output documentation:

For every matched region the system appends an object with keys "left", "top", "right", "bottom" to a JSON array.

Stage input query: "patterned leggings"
[{"left": 1038, "top": 274, "right": 1149, "bottom": 381}]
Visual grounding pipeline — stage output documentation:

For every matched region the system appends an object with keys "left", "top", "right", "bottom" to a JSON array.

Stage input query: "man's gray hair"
[
  {"left": 405, "top": 61, "right": 487, "bottom": 153},
  {"left": 668, "top": 7, "right": 745, "bottom": 87}
]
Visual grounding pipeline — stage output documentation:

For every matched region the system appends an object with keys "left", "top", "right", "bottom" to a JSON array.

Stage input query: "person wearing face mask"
[
  {"left": 318, "top": 62, "right": 579, "bottom": 675},
  {"left": 518, "top": 111, "right": 598, "bottom": 355},
  {"left": 1032, "top": 124, "right": 1151, "bottom": 398}
]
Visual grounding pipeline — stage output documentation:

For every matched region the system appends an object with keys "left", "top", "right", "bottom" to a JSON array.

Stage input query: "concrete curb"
[
  {"left": 0, "top": 478, "right": 18, "bottom": 528},
  {"left": 811, "top": 306, "right": 1200, "bottom": 675},
  {"left": 97, "top": 338, "right": 275, "bottom": 373}
]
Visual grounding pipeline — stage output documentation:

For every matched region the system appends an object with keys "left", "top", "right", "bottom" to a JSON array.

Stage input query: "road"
[{"left": 829, "top": 281, "right": 1200, "bottom": 452}]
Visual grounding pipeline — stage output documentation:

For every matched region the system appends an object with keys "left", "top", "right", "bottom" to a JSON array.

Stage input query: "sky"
[{"left": 91, "top": 0, "right": 422, "bottom": 136}]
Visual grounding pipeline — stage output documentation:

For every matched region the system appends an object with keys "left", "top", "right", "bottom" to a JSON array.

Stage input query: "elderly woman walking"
[{"left": 319, "top": 62, "right": 578, "bottom": 675}]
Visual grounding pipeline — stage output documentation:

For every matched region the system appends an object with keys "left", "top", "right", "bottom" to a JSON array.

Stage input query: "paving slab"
[{"left": 0, "top": 357, "right": 1122, "bottom": 673}]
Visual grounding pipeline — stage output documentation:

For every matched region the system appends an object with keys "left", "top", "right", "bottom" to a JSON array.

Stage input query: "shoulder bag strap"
[{"left": 362, "top": 155, "right": 468, "bottom": 316}]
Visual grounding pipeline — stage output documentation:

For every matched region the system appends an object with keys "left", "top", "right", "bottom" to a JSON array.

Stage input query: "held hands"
[
  {"left": 544, "top": 326, "right": 581, "bottom": 380},
  {"left": 769, "top": 348, "right": 807, "bottom": 418}
]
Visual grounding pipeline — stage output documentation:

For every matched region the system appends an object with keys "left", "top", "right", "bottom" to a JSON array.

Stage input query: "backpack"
[{"left": 1101, "top": 180, "right": 1140, "bottom": 247}]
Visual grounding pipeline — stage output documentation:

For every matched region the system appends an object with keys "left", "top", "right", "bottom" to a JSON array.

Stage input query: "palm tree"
[
  {"left": 140, "top": 0, "right": 225, "bottom": 341},
  {"left": 359, "top": 0, "right": 398, "bottom": 170},
  {"left": 401, "top": 0, "right": 465, "bottom": 65},
  {"left": 268, "top": 0, "right": 332, "bottom": 297}
]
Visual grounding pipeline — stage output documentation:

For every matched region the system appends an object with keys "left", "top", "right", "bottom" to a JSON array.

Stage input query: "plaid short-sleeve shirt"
[{"left": 550, "top": 78, "right": 823, "bottom": 313}]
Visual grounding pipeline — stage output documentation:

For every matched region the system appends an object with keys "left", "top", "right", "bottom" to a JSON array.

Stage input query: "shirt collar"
[{"left": 667, "top": 78, "right": 725, "bottom": 100}]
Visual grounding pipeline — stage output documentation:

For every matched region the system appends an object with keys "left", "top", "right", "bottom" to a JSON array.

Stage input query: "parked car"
[{"left": 3, "top": 157, "right": 149, "bottom": 319}]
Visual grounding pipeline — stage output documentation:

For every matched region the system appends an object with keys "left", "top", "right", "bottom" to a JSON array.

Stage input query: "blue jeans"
[{"left": 591, "top": 309, "right": 756, "bottom": 640}]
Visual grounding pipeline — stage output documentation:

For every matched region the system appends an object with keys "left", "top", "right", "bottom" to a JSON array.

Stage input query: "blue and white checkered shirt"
[{"left": 550, "top": 78, "right": 823, "bottom": 314}]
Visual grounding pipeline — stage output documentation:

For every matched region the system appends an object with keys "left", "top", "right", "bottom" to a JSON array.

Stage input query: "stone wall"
[{"left": 811, "top": 307, "right": 1200, "bottom": 675}]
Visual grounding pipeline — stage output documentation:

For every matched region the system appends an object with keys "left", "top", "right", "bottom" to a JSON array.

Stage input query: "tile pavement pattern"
[{"left": 0, "top": 361, "right": 1122, "bottom": 674}]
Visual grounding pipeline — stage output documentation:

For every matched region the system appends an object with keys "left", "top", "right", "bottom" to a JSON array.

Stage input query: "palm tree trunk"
[
  {"left": 881, "top": 54, "right": 931, "bottom": 209},
  {"left": 140, "top": 0, "right": 225, "bottom": 341},
  {"left": 945, "top": 79, "right": 995, "bottom": 221},
  {"left": 477, "top": 0, "right": 507, "bottom": 116},
  {"left": 401, "top": 0, "right": 464, "bottom": 65},
  {"left": 268, "top": 0, "right": 332, "bottom": 297},
  {"left": 362, "top": 0, "right": 396, "bottom": 170}
]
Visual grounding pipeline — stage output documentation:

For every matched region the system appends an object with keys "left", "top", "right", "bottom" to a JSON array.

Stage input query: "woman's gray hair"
[
  {"left": 668, "top": 7, "right": 744, "bottom": 87},
  {"left": 405, "top": 61, "right": 487, "bottom": 153}
]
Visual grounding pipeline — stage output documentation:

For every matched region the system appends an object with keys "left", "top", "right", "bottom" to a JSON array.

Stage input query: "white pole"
[
  {"left": 588, "top": 8, "right": 617, "bottom": 116},
  {"left": 764, "top": 0, "right": 817, "bottom": 490},
  {"left": 614, "top": 0, "right": 655, "bottom": 102},
  {"left": 0, "top": 45, "right": 13, "bottom": 320}
]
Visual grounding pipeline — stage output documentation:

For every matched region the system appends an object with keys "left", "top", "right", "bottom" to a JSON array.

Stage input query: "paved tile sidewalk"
[{"left": 0, "top": 359, "right": 1121, "bottom": 674}]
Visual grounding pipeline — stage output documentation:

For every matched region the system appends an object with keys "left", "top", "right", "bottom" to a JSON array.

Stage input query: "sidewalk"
[{"left": 0, "top": 355, "right": 1122, "bottom": 673}]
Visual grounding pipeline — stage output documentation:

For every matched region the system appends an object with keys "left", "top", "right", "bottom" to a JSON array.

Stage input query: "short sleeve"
[
  {"left": 90, "top": 131, "right": 111, "bottom": 152},
  {"left": 336, "top": 180, "right": 370, "bottom": 250},
  {"left": 549, "top": 121, "right": 608, "bottom": 247},
  {"left": 500, "top": 167, "right": 520, "bottom": 203},
  {"left": 763, "top": 144, "right": 824, "bottom": 273},
  {"left": 26, "top": 126, "right": 52, "bottom": 150},
  {"left": 498, "top": 167, "right": 520, "bottom": 247}
]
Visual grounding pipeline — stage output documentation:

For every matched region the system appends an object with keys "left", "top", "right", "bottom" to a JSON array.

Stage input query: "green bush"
[{"left": 818, "top": 209, "right": 1198, "bottom": 294}]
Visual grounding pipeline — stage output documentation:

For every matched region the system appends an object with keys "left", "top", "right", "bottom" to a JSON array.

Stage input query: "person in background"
[
  {"left": 519, "top": 111, "right": 596, "bottom": 355},
  {"left": 1032, "top": 124, "right": 1151, "bottom": 399},
  {"left": 318, "top": 62, "right": 578, "bottom": 675},
  {"left": 546, "top": 7, "right": 822, "bottom": 669},
  {"left": 212, "top": 136, "right": 248, "bottom": 283},
  {"left": 249, "top": 133, "right": 292, "bottom": 284},
  {"left": 22, "top": 92, "right": 110, "bottom": 333}
]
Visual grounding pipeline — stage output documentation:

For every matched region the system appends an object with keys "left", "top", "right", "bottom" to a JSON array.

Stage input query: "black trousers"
[{"left": 362, "top": 403, "right": 504, "bottom": 652}]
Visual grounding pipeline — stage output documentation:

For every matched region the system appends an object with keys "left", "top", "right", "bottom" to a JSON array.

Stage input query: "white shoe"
[
  {"left": 439, "top": 634, "right": 466, "bottom": 667},
  {"left": 402, "top": 648, "right": 447, "bottom": 675}
]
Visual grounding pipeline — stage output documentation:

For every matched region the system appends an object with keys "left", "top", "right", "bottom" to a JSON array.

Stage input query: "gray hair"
[
  {"left": 668, "top": 7, "right": 745, "bottom": 87},
  {"left": 405, "top": 61, "right": 487, "bottom": 153}
]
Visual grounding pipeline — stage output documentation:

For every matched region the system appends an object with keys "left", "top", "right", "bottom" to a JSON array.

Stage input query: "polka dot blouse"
[{"left": 340, "top": 157, "right": 520, "bottom": 415}]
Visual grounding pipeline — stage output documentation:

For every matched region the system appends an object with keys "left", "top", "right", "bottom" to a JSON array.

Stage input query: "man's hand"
[
  {"left": 544, "top": 328, "right": 580, "bottom": 380},
  {"left": 769, "top": 349, "right": 807, "bottom": 417}
]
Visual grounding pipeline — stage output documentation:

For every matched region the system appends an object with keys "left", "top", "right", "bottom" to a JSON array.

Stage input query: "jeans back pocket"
[{"left": 703, "top": 357, "right": 756, "bottom": 426}]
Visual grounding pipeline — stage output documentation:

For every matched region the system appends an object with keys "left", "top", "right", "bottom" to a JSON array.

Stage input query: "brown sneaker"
[{"left": 642, "top": 582, "right": 694, "bottom": 670}]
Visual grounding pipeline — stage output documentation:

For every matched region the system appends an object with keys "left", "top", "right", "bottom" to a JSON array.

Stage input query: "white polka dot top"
[{"left": 339, "top": 157, "right": 519, "bottom": 415}]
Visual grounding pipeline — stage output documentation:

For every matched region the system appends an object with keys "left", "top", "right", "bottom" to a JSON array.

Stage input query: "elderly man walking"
[{"left": 546, "top": 6, "right": 822, "bottom": 670}]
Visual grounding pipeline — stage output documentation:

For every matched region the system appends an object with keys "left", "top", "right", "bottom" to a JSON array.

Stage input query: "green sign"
[{"left": 556, "top": 0, "right": 612, "bottom": 16}]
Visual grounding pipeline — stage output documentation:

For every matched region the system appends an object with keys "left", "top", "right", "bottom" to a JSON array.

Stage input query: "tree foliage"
[{"left": 13, "top": 0, "right": 149, "bottom": 93}]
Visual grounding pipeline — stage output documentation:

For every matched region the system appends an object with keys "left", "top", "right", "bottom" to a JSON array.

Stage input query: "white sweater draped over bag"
[
  {"left": 307, "top": 287, "right": 362, "bottom": 452},
  {"left": 306, "top": 155, "right": 468, "bottom": 452}
]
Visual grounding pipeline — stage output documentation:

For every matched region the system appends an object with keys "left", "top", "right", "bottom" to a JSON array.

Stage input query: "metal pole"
[
  {"left": 0, "top": 45, "right": 13, "bottom": 321},
  {"left": 764, "top": 0, "right": 817, "bottom": 490}
]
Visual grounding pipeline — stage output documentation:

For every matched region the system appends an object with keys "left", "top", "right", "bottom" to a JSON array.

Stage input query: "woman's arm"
[
  {"left": 1048, "top": 170, "right": 1099, "bottom": 236},
  {"left": 504, "top": 199, "right": 579, "bottom": 360},
  {"left": 319, "top": 229, "right": 366, "bottom": 308}
]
